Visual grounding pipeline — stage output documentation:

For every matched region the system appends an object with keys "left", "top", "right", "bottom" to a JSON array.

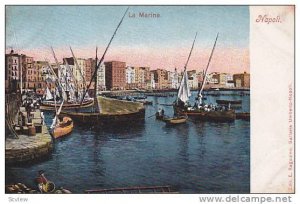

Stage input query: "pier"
[{"left": 5, "top": 93, "right": 53, "bottom": 165}]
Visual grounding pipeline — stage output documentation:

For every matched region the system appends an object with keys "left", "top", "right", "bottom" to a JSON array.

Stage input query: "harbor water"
[{"left": 6, "top": 90, "right": 250, "bottom": 193}]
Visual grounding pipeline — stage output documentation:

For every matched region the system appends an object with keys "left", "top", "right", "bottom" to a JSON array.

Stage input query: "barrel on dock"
[{"left": 28, "top": 125, "right": 36, "bottom": 136}]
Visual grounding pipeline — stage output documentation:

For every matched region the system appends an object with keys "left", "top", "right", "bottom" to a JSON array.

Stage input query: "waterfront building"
[
  {"left": 150, "top": 72, "right": 155, "bottom": 89},
  {"left": 151, "top": 69, "right": 168, "bottom": 89},
  {"left": 33, "top": 61, "right": 50, "bottom": 95},
  {"left": 167, "top": 68, "right": 179, "bottom": 89},
  {"left": 5, "top": 50, "right": 21, "bottom": 92},
  {"left": 206, "top": 72, "right": 218, "bottom": 84},
  {"left": 63, "top": 57, "right": 86, "bottom": 89},
  {"left": 187, "top": 70, "right": 199, "bottom": 89},
  {"left": 135, "top": 66, "right": 151, "bottom": 89},
  {"left": 85, "top": 58, "right": 93, "bottom": 82},
  {"left": 212, "top": 73, "right": 228, "bottom": 85},
  {"left": 105, "top": 61, "right": 126, "bottom": 90},
  {"left": 233, "top": 72, "right": 250, "bottom": 88},
  {"left": 126, "top": 66, "right": 135, "bottom": 84},
  {"left": 97, "top": 63, "right": 106, "bottom": 92},
  {"left": 23, "top": 56, "right": 34, "bottom": 89}
]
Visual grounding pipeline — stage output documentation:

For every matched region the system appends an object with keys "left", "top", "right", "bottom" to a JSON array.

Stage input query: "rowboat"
[
  {"left": 50, "top": 99, "right": 74, "bottom": 139},
  {"left": 51, "top": 116, "right": 73, "bottom": 139},
  {"left": 163, "top": 115, "right": 188, "bottom": 125}
]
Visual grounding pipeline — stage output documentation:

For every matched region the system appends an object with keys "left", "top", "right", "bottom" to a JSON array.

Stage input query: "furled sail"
[{"left": 177, "top": 69, "right": 191, "bottom": 103}]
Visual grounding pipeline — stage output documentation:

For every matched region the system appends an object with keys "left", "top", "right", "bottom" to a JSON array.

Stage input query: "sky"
[{"left": 6, "top": 6, "right": 250, "bottom": 73}]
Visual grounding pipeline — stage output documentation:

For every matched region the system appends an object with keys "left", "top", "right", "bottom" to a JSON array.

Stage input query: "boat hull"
[
  {"left": 164, "top": 116, "right": 187, "bottom": 125},
  {"left": 60, "top": 108, "right": 145, "bottom": 125},
  {"left": 40, "top": 99, "right": 94, "bottom": 111},
  {"left": 52, "top": 117, "right": 74, "bottom": 139},
  {"left": 174, "top": 106, "right": 236, "bottom": 122}
]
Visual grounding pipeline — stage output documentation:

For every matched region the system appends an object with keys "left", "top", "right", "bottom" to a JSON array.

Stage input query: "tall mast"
[
  {"left": 51, "top": 47, "right": 71, "bottom": 100},
  {"left": 70, "top": 46, "right": 87, "bottom": 93},
  {"left": 176, "top": 32, "right": 197, "bottom": 102},
  {"left": 197, "top": 33, "right": 219, "bottom": 99},
  {"left": 45, "top": 60, "right": 66, "bottom": 94},
  {"left": 80, "top": 7, "right": 130, "bottom": 106},
  {"left": 64, "top": 58, "right": 80, "bottom": 98},
  {"left": 94, "top": 47, "right": 99, "bottom": 112}
]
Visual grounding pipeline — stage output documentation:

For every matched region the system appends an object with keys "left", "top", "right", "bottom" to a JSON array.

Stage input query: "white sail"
[
  {"left": 177, "top": 69, "right": 191, "bottom": 103},
  {"left": 45, "top": 87, "right": 53, "bottom": 100}
]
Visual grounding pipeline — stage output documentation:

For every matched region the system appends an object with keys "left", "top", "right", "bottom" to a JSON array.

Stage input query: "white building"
[
  {"left": 187, "top": 71, "right": 198, "bottom": 89},
  {"left": 97, "top": 63, "right": 106, "bottom": 92},
  {"left": 150, "top": 72, "right": 155, "bottom": 89},
  {"left": 168, "top": 68, "right": 179, "bottom": 89},
  {"left": 126, "top": 66, "right": 135, "bottom": 84}
]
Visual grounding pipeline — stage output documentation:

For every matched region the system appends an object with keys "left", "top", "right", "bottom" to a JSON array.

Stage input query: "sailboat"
[
  {"left": 60, "top": 7, "right": 145, "bottom": 125},
  {"left": 173, "top": 33, "right": 236, "bottom": 122},
  {"left": 40, "top": 51, "right": 94, "bottom": 111},
  {"left": 50, "top": 98, "right": 74, "bottom": 139}
]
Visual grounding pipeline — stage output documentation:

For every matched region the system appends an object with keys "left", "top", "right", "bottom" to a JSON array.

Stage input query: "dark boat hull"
[
  {"left": 174, "top": 106, "right": 236, "bottom": 122},
  {"left": 60, "top": 108, "right": 145, "bottom": 125},
  {"left": 40, "top": 100, "right": 94, "bottom": 111}
]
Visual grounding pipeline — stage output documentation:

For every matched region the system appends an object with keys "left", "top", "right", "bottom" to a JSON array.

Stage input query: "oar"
[{"left": 148, "top": 114, "right": 157, "bottom": 118}]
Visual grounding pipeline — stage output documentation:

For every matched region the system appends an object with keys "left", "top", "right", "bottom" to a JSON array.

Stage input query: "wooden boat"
[
  {"left": 174, "top": 106, "right": 236, "bottom": 122},
  {"left": 50, "top": 99, "right": 74, "bottom": 139},
  {"left": 164, "top": 115, "right": 188, "bottom": 125},
  {"left": 40, "top": 99, "right": 94, "bottom": 111},
  {"left": 173, "top": 33, "right": 236, "bottom": 122},
  {"left": 51, "top": 116, "right": 73, "bottom": 138},
  {"left": 60, "top": 95, "right": 145, "bottom": 126}
]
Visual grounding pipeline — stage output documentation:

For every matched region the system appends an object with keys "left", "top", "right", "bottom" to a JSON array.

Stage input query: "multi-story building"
[
  {"left": 226, "top": 74, "right": 235, "bottom": 87},
  {"left": 64, "top": 57, "right": 86, "bottom": 90},
  {"left": 5, "top": 50, "right": 21, "bottom": 91},
  {"left": 187, "top": 70, "right": 198, "bottom": 89},
  {"left": 105, "top": 61, "right": 126, "bottom": 90},
  {"left": 126, "top": 66, "right": 135, "bottom": 84},
  {"left": 213, "top": 73, "right": 228, "bottom": 85},
  {"left": 97, "top": 63, "right": 106, "bottom": 92},
  {"left": 151, "top": 69, "right": 168, "bottom": 89},
  {"left": 150, "top": 72, "right": 155, "bottom": 89},
  {"left": 233, "top": 72, "right": 250, "bottom": 88},
  {"left": 33, "top": 61, "right": 49, "bottom": 94},
  {"left": 207, "top": 72, "right": 218, "bottom": 84},
  {"left": 24, "top": 56, "right": 35, "bottom": 89},
  {"left": 85, "top": 58, "right": 93, "bottom": 82},
  {"left": 167, "top": 68, "right": 179, "bottom": 89}
]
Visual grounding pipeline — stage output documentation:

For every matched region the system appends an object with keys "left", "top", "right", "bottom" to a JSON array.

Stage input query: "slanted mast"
[
  {"left": 176, "top": 32, "right": 197, "bottom": 105},
  {"left": 196, "top": 33, "right": 219, "bottom": 107}
]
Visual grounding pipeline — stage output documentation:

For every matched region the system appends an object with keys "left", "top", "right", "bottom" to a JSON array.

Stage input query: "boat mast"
[
  {"left": 69, "top": 46, "right": 87, "bottom": 96},
  {"left": 64, "top": 58, "right": 80, "bottom": 100},
  {"left": 94, "top": 47, "right": 99, "bottom": 112},
  {"left": 51, "top": 47, "right": 73, "bottom": 99},
  {"left": 45, "top": 58, "right": 67, "bottom": 100},
  {"left": 80, "top": 7, "right": 130, "bottom": 106},
  {"left": 176, "top": 32, "right": 197, "bottom": 103},
  {"left": 197, "top": 33, "right": 219, "bottom": 105}
]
